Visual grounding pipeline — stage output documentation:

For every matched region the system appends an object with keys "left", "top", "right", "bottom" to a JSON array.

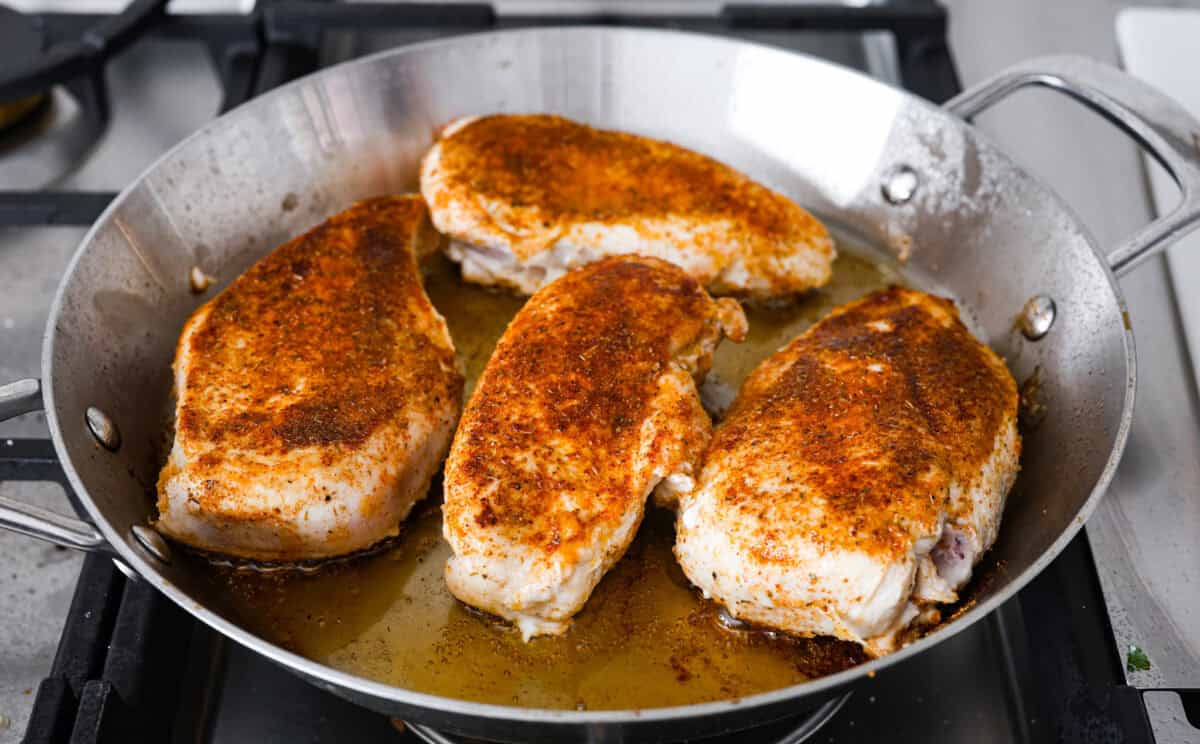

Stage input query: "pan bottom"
[{"left": 184, "top": 237, "right": 912, "bottom": 711}]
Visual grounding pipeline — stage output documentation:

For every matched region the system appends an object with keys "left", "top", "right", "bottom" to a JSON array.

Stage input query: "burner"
[
  {"left": 0, "top": 1, "right": 99, "bottom": 189},
  {"left": 0, "top": 85, "right": 99, "bottom": 190},
  {"left": 0, "top": 0, "right": 168, "bottom": 189},
  {"left": 0, "top": 93, "right": 47, "bottom": 134},
  {"left": 0, "top": 5, "right": 48, "bottom": 132}
]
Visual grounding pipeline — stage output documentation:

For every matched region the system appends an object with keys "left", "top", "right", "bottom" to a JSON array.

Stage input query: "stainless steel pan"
[{"left": 3, "top": 28, "right": 1200, "bottom": 743}]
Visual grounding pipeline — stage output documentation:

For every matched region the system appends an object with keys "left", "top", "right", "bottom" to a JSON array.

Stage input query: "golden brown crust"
[
  {"left": 425, "top": 114, "right": 834, "bottom": 295},
  {"left": 710, "top": 287, "right": 1019, "bottom": 559},
  {"left": 444, "top": 256, "right": 735, "bottom": 560},
  {"left": 173, "top": 195, "right": 462, "bottom": 477}
]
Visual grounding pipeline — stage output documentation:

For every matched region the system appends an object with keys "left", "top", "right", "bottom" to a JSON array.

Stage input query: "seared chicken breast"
[
  {"left": 157, "top": 196, "right": 463, "bottom": 562},
  {"left": 420, "top": 114, "right": 834, "bottom": 299},
  {"left": 443, "top": 256, "right": 746, "bottom": 639},
  {"left": 675, "top": 287, "right": 1019, "bottom": 656}
]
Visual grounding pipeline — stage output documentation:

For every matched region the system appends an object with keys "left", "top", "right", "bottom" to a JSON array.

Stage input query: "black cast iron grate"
[
  {"left": 0, "top": 1, "right": 1162, "bottom": 742},
  {"left": 0, "top": 0, "right": 958, "bottom": 229}
]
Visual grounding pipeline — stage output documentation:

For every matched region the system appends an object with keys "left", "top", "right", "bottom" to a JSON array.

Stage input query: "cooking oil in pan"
[{"left": 189, "top": 232, "right": 902, "bottom": 710}]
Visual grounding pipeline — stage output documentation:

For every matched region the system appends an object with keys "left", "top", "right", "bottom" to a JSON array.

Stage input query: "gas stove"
[{"left": 0, "top": 2, "right": 1195, "bottom": 743}]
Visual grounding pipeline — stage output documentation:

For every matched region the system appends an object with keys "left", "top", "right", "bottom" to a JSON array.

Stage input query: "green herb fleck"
[{"left": 1126, "top": 645, "right": 1151, "bottom": 672}]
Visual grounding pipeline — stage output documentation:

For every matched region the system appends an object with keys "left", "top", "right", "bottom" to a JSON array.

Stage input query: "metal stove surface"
[{"left": 0, "top": 1, "right": 1197, "bottom": 742}]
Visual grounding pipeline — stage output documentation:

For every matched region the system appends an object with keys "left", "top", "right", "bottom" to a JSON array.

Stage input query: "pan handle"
[
  {"left": 944, "top": 55, "right": 1200, "bottom": 277},
  {"left": 0, "top": 377, "right": 42, "bottom": 420},
  {"left": 0, "top": 379, "right": 108, "bottom": 552}
]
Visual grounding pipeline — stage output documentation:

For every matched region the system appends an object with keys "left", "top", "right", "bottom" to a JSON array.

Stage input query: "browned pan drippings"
[{"left": 185, "top": 233, "right": 908, "bottom": 711}]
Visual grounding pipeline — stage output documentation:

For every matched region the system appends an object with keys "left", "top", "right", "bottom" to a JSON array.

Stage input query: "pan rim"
[{"left": 40, "top": 24, "right": 1137, "bottom": 728}]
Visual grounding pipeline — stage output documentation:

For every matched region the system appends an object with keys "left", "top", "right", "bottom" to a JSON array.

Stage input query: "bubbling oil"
[{"left": 189, "top": 233, "right": 903, "bottom": 710}]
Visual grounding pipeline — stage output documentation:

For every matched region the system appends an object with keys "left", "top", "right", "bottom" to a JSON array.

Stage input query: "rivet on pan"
[
  {"left": 881, "top": 165, "right": 919, "bottom": 205},
  {"left": 85, "top": 406, "right": 121, "bottom": 451},
  {"left": 189, "top": 266, "right": 214, "bottom": 294},
  {"left": 131, "top": 524, "right": 172, "bottom": 564},
  {"left": 1018, "top": 295, "right": 1056, "bottom": 340}
]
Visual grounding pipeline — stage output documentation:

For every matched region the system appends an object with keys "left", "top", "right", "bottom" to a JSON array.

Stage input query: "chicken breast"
[
  {"left": 675, "top": 287, "right": 1019, "bottom": 656},
  {"left": 156, "top": 196, "right": 464, "bottom": 562},
  {"left": 420, "top": 114, "right": 834, "bottom": 299},
  {"left": 443, "top": 256, "right": 747, "bottom": 639}
]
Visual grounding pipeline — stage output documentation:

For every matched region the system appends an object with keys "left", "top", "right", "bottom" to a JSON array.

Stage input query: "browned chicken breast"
[
  {"left": 420, "top": 114, "right": 835, "bottom": 298},
  {"left": 675, "top": 287, "right": 1020, "bottom": 656},
  {"left": 156, "top": 196, "right": 464, "bottom": 562},
  {"left": 443, "top": 256, "right": 746, "bottom": 639}
]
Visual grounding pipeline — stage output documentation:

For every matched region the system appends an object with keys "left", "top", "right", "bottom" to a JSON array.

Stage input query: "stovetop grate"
[
  {"left": 0, "top": 1, "right": 957, "bottom": 229},
  {"left": 16, "top": 513, "right": 1154, "bottom": 743}
]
